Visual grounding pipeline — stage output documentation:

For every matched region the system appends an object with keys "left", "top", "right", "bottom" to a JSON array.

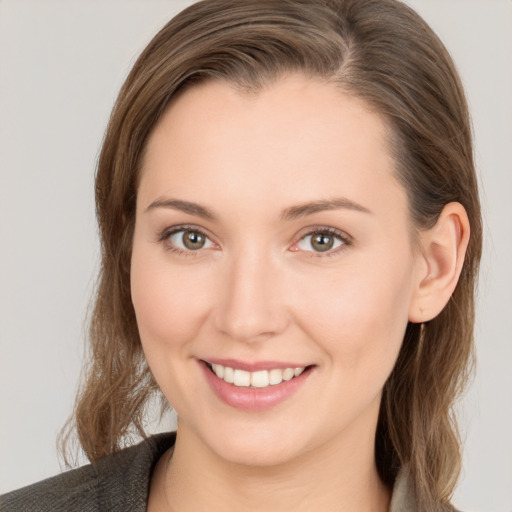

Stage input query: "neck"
[{"left": 152, "top": 422, "right": 391, "bottom": 512}]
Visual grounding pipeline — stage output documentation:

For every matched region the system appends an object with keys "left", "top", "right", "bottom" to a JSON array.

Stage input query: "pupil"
[
  {"left": 183, "top": 231, "right": 205, "bottom": 250},
  {"left": 312, "top": 234, "right": 333, "bottom": 252}
]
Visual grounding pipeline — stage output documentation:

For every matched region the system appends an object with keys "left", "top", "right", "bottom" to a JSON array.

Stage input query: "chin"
[
  {"left": 213, "top": 437, "right": 306, "bottom": 468},
  {"left": 204, "top": 417, "right": 324, "bottom": 469}
]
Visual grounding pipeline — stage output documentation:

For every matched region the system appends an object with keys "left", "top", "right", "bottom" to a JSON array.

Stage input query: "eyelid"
[
  {"left": 157, "top": 224, "right": 352, "bottom": 258},
  {"left": 158, "top": 224, "right": 217, "bottom": 255},
  {"left": 291, "top": 226, "right": 352, "bottom": 257}
]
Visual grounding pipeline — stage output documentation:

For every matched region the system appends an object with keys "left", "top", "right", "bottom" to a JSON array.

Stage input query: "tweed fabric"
[{"left": 0, "top": 433, "right": 175, "bottom": 512}]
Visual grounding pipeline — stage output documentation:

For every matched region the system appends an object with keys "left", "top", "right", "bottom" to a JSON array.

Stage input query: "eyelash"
[
  {"left": 158, "top": 225, "right": 213, "bottom": 258},
  {"left": 157, "top": 224, "right": 352, "bottom": 258},
  {"left": 295, "top": 227, "right": 351, "bottom": 258}
]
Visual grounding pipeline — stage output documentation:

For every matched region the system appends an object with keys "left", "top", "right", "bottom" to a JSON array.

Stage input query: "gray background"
[{"left": 1, "top": 1, "right": 511, "bottom": 510}]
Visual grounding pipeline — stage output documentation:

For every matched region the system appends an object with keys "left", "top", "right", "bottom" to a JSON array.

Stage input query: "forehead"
[{"left": 138, "top": 75, "right": 405, "bottom": 222}]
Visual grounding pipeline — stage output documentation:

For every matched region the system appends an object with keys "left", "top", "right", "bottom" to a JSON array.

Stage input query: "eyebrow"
[
  {"left": 145, "top": 197, "right": 372, "bottom": 221},
  {"left": 145, "top": 198, "right": 217, "bottom": 220},
  {"left": 280, "top": 198, "right": 372, "bottom": 220}
]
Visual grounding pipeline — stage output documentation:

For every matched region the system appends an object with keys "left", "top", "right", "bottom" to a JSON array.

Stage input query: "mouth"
[
  {"left": 203, "top": 361, "right": 312, "bottom": 389},
  {"left": 200, "top": 359, "right": 315, "bottom": 411}
]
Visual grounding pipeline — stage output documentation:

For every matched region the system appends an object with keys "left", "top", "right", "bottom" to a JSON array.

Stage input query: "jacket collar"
[{"left": 390, "top": 468, "right": 418, "bottom": 512}]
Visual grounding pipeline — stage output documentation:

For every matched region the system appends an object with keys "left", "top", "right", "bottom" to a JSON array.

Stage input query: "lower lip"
[{"left": 199, "top": 361, "right": 313, "bottom": 412}]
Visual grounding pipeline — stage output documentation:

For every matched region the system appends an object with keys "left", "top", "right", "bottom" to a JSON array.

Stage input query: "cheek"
[
  {"left": 292, "top": 252, "right": 415, "bottom": 371},
  {"left": 130, "top": 244, "right": 214, "bottom": 409},
  {"left": 130, "top": 245, "right": 210, "bottom": 348}
]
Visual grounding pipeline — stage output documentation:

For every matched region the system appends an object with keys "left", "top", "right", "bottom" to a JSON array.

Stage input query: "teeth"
[
  {"left": 269, "top": 369, "right": 283, "bottom": 385},
  {"left": 233, "top": 369, "right": 251, "bottom": 387},
  {"left": 294, "top": 367, "right": 304, "bottom": 377},
  {"left": 282, "top": 368, "right": 295, "bottom": 381},
  {"left": 251, "top": 370, "right": 269, "bottom": 388},
  {"left": 209, "top": 363, "right": 307, "bottom": 388},
  {"left": 224, "top": 366, "right": 234, "bottom": 383},
  {"left": 212, "top": 364, "right": 224, "bottom": 379}
]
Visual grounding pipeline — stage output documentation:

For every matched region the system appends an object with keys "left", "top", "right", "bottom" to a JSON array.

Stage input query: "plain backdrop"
[{"left": 0, "top": 1, "right": 511, "bottom": 510}]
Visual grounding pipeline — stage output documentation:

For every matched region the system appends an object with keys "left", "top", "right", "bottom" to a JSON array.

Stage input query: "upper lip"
[{"left": 201, "top": 358, "right": 312, "bottom": 372}]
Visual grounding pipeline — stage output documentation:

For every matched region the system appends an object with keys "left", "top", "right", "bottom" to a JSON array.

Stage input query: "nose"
[{"left": 213, "top": 245, "right": 289, "bottom": 343}]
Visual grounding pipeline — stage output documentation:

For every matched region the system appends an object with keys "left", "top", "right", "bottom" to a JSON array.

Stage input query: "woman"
[{"left": 1, "top": 0, "right": 482, "bottom": 511}]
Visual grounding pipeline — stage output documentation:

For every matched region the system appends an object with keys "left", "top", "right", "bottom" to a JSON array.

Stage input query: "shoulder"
[
  {"left": 390, "top": 468, "right": 462, "bottom": 512},
  {"left": 0, "top": 432, "right": 176, "bottom": 512}
]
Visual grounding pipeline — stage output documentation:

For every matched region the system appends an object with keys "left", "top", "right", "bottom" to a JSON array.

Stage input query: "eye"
[
  {"left": 163, "top": 227, "right": 215, "bottom": 253},
  {"left": 295, "top": 228, "right": 349, "bottom": 255}
]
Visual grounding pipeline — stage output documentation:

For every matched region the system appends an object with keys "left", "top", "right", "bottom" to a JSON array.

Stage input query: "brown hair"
[{"left": 61, "top": 1, "right": 482, "bottom": 510}]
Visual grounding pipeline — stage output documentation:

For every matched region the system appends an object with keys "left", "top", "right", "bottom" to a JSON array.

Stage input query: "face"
[{"left": 131, "top": 75, "right": 423, "bottom": 467}]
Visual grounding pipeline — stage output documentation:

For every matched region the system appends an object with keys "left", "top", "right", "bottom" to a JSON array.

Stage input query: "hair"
[{"left": 60, "top": 1, "right": 482, "bottom": 510}]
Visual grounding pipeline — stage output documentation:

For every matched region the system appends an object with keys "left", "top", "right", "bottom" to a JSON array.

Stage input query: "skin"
[{"left": 130, "top": 74, "right": 469, "bottom": 511}]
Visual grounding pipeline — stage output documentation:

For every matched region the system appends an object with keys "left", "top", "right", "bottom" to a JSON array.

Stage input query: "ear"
[{"left": 409, "top": 202, "right": 470, "bottom": 323}]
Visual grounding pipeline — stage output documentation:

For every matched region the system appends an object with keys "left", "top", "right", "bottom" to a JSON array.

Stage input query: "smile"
[
  {"left": 208, "top": 363, "right": 306, "bottom": 388},
  {"left": 200, "top": 359, "right": 314, "bottom": 411}
]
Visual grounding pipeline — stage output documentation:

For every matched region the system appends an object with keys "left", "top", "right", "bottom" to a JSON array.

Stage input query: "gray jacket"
[{"left": 1, "top": 432, "right": 420, "bottom": 511}]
